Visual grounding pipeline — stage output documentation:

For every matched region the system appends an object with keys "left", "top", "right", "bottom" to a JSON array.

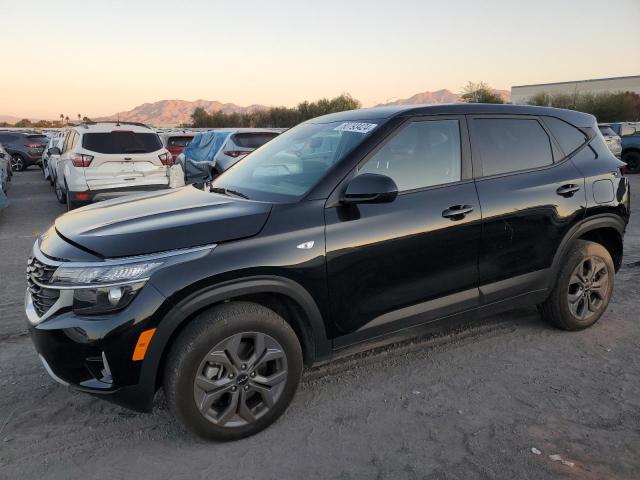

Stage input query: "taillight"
[
  {"left": 158, "top": 152, "right": 173, "bottom": 166},
  {"left": 25, "top": 143, "right": 42, "bottom": 148},
  {"left": 224, "top": 150, "right": 250, "bottom": 158},
  {"left": 70, "top": 153, "right": 93, "bottom": 167}
]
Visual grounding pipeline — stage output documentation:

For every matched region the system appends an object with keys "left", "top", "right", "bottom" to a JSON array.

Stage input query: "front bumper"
[{"left": 27, "top": 282, "right": 169, "bottom": 411}]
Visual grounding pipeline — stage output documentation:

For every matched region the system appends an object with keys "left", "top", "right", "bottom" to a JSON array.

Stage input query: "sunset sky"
[{"left": 1, "top": 0, "right": 639, "bottom": 119}]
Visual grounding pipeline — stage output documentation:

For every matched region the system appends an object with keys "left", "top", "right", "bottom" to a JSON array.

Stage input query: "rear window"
[
  {"left": 473, "top": 118, "right": 553, "bottom": 176},
  {"left": 82, "top": 132, "right": 162, "bottom": 154},
  {"left": 598, "top": 126, "right": 616, "bottom": 136},
  {"left": 27, "top": 134, "right": 47, "bottom": 141},
  {"left": 543, "top": 117, "right": 587, "bottom": 156},
  {"left": 231, "top": 132, "right": 280, "bottom": 149},
  {"left": 167, "top": 136, "right": 193, "bottom": 147}
]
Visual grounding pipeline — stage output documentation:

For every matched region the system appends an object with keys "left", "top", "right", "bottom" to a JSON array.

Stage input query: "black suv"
[
  {"left": 26, "top": 104, "right": 629, "bottom": 440},
  {"left": 0, "top": 131, "right": 48, "bottom": 171}
]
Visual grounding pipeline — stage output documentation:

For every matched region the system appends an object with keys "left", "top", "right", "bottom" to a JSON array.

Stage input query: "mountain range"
[
  {"left": 375, "top": 88, "right": 511, "bottom": 107},
  {"left": 95, "top": 99, "right": 269, "bottom": 126},
  {"left": 2, "top": 88, "right": 512, "bottom": 127}
]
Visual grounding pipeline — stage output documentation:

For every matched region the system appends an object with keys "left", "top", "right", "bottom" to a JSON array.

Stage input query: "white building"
[{"left": 511, "top": 75, "right": 640, "bottom": 104}]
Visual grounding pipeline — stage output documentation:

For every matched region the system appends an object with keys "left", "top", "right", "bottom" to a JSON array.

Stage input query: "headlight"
[
  {"left": 72, "top": 282, "right": 146, "bottom": 314},
  {"left": 51, "top": 261, "right": 163, "bottom": 287},
  {"left": 41, "top": 244, "right": 216, "bottom": 315}
]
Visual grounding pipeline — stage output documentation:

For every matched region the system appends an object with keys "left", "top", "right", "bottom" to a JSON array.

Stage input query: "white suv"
[{"left": 52, "top": 122, "right": 172, "bottom": 209}]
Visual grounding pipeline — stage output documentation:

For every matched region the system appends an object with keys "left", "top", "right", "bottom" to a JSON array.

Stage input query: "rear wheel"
[
  {"left": 623, "top": 151, "right": 640, "bottom": 174},
  {"left": 55, "top": 178, "right": 67, "bottom": 204},
  {"left": 164, "top": 302, "right": 303, "bottom": 441},
  {"left": 10, "top": 154, "right": 24, "bottom": 172},
  {"left": 539, "top": 240, "right": 614, "bottom": 331}
]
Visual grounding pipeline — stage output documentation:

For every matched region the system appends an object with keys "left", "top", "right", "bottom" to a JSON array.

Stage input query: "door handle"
[
  {"left": 442, "top": 204, "right": 474, "bottom": 220},
  {"left": 556, "top": 184, "right": 581, "bottom": 197}
]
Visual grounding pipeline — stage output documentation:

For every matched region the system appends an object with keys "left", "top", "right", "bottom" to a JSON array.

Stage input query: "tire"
[
  {"left": 55, "top": 178, "right": 67, "bottom": 204},
  {"left": 538, "top": 240, "right": 614, "bottom": 331},
  {"left": 66, "top": 188, "right": 79, "bottom": 211},
  {"left": 623, "top": 151, "right": 640, "bottom": 174},
  {"left": 163, "top": 301, "right": 303, "bottom": 441},
  {"left": 10, "top": 154, "right": 25, "bottom": 172}
]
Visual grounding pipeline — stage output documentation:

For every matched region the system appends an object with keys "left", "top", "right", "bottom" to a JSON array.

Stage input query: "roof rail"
[{"left": 79, "top": 121, "right": 151, "bottom": 129}]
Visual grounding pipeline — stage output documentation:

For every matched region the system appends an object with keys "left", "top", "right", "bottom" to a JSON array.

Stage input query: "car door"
[
  {"left": 325, "top": 116, "right": 481, "bottom": 347},
  {"left": 468, "top": 115, "right": 586, "bottom": 304}
]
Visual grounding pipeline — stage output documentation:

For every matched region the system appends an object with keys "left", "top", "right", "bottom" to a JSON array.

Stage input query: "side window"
[
  {"left": 543, "top": 116, "right": 587, "bottom": 156},
  {"left": 63, "top": 132, "right": 75, "bottom": 153},
  {"left": 70, "top": 131, "right": 80, "bottom": 150},
  {"left": 473, "top": 118, "right": 553, "bottom": 176},
  {"left": 359, "top": 119, "right": 461, "bottom": 191}
]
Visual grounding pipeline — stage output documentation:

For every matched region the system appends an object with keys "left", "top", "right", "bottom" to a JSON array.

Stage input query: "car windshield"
[{"left": 211, "top": 120, "right": 379, "bottom": 202}]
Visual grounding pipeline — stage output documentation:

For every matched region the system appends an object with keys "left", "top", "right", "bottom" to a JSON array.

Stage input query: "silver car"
[
  {"left": 598, "top": 124, "right": 622, "bottom": 159},
  {"left": 0, "top": 143, "right": 12, "bottom": 194}
]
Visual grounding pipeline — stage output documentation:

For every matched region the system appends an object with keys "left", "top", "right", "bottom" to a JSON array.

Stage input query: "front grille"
[{"left": 27, "top": 256, "right": 60, "bottom": 317}]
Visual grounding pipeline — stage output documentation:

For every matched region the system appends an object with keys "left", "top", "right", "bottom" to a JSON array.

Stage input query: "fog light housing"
[{"left": 72, "top": 282, "right": 145, "bottom": 315}]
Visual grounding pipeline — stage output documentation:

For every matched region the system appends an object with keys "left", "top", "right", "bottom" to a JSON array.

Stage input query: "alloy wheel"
[
  {"left": 193, "top": 332, "right": 288, "bottom": 428},
  {"left": 567, "top": 256, "right": 609, "bottom": 321},
  {"left": 10, "top": 155, "right": 23, "bottom": 171}
]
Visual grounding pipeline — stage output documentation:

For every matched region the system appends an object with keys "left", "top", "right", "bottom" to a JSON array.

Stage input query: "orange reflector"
[{"left": 132, "top": 328, "right": 156, "bottom": 361}]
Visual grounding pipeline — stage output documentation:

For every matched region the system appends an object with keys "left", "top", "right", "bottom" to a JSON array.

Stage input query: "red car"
[{"left": 159, "top": 131, "right": 195, "bottom": 163}]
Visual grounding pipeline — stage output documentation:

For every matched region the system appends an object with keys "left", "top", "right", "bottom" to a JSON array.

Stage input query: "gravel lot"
[{"left": 1, "top": 170, "right": 639, "bottom": 480}]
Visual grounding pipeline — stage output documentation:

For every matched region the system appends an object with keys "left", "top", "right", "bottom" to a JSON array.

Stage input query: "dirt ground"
[{"left": 1, "top": 170, "right": 639, "bottom": 480}]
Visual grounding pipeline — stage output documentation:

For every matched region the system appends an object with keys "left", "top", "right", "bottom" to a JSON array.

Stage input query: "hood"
[{"left": 55, "top": 186, "right": 272, "bottom": 258}]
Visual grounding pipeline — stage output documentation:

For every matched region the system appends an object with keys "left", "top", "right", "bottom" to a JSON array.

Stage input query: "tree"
[
  {"left": 14, "top": 119, "right": 32, "bottom": 127},
  {"left": 190, "top": 93, "right": 362, "bottom": 128},
  {"left": 460, "top": 81, "right": 505, "bottom": 104},
  {"left": 64, "top": 116, "right": 69, "bottom": 125},
  {"left": 526, "top": 91, "right": 640, "bottom": 122},
  {"left": 60, "top": 114, "right": 64, "bottom": 124},
  {"left": 77, "top": 114, "right": 81, "bottom": 123},
  {"left": 82, "top": 116, "right": 92, "bottom": 123}
]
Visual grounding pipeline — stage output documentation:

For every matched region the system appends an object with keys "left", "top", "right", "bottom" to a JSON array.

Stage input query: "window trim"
[
  {"left": 467, "top": 114, "right": 560, "bottom": 180},
  {"left": 355, "top": 115, "right": 471, "bottom": 196}
]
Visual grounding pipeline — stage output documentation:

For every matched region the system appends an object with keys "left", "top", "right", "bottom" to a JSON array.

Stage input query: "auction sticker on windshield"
[{"left": 333, "top": 122, "right": 378, "bottom": 134}]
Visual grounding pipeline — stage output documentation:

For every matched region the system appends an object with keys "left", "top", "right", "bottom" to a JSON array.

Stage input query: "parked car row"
[
  {"left": 178, "top": 128, "right": 284, "bottom": 185},
  {"left": 32, "top": 122, "right": 284, "bottom": 211},
  {"left": 0, "top": 130, "right": 49, "bottom": 171},
  {"left": 599, "top": 122, "right": 640, "bottom": 173}
]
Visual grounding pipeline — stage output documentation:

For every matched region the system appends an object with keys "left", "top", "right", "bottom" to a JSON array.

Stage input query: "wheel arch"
[
  {"left": 552, "top": 215, "right": 625, "bottom": 276},
  {"left": 145, "top": 275, "right": 331, "bottom": 392}
]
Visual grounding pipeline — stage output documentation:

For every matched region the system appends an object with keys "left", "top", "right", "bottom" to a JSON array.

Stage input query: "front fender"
[{"left": 139, "top": 275, "right": 331, "bottom": 397}]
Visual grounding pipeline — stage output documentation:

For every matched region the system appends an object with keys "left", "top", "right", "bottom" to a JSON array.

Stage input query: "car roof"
[
  {"left": 74, "top": 122, "right": 156, "bottom": 134},
  {"left": 310, "top": 103, "right": 597, "bottom": 128}
]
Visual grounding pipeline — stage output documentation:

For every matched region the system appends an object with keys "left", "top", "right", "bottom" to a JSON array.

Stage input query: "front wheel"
[
  {"left": 539, "top": 240, "right": 614, "bottom": 331},
  {"left": 10, "top": 154, "right": 25, "bottom": 172},
  {"left": 164, "top": 302, "right": 303, "bottom": 441}
]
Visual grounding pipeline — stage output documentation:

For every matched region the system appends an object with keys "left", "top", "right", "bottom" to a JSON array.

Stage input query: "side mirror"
[
  {"left": 48, "top": 147, "right": 61, "bottom": 155},
  {"left": 0, "top": 153, "right": 4, "bottom": 159},
  {"left": 341, "top": 173, "right": 398, "bottom": 204}
]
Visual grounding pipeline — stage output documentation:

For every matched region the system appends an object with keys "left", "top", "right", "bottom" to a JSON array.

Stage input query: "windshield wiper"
[{"left": 210, "top": 187, "right": 250, "bottom": 200}]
